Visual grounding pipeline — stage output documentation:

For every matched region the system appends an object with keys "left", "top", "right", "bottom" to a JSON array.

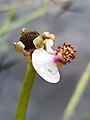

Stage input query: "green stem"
[
  {"left": 0, "top": 19, "right": 11, "bottom": 36},
  {"left": 62, "top": 62, "right": 90, "bottom": 120},
  {"left": 0, "top": 0, "right": 49, "bottom": 36},
  {"left": 16, "top": 62, "right": 36, "bottom": 120},
  {"left": 9, "top": 5, "right": 48, "bottom": 31}
]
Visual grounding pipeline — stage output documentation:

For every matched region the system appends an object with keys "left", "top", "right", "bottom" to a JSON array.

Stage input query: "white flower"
[
  {"left": 14, "top": 29, "right": 76, "bottom": 83},
  {"left": 32, "top": 48, "right": 60, "bottom": 83},
  {"left": 32, "top": 36, "right": 61, "bottom": 83}
]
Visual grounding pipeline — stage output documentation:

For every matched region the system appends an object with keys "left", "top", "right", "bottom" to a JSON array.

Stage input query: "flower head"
[
  {"left": 14, "top": 28, "right": 76, "bottom": 83},
  {"left": 56, "top": 42, "right": 76, "bottom": 65}
]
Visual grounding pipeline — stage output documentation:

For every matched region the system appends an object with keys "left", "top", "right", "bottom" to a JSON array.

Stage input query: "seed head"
[{"left": 20, "top": 28, "right": 40, "bottom": 50}]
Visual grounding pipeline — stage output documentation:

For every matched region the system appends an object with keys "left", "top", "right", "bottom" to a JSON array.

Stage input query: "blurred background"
[{"left": 0, "top": 0, "right": 90, "bottom": 120}]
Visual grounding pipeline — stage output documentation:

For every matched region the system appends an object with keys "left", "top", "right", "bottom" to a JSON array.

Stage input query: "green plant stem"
[
  {"left": 0, "top": 0, "right": 49, "bottom": 36},
  {"left": 8, "top": 0, "right": 49, "bottom": 31},
  {"left": 62, "top": 62, "right": 90, "bottom": 120},
  {"left": 0, "top": 3, "right": 32, "bottom": 12},
  {"left": 0, "top": 19, "right": 11, "bottom": 36},
  {"left": 84, "top": 112, "right": 90, "bottom": 120},
  {"left": 16, "top": 62, "right": 36, "bottom": 120},
  {"left": 9, "top": 5, "right": 48, "bottom": 31}
]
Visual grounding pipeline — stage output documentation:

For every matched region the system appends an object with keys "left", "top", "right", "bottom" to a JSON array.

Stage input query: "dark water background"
[{"left": 0, "top": 0, "right": 90, "bottom": 120}]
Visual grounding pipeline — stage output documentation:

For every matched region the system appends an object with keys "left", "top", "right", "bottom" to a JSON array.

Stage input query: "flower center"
[{"left": 57, "top": 43, "right": 76, "bottom": 65}]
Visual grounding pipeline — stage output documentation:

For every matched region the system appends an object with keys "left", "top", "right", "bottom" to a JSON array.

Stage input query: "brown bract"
[{"left": 20, "top": 29, "right": 40, "bottom": 50}]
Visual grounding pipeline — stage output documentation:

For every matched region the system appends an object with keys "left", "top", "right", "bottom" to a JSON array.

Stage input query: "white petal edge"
[
  {"left": 32, "top": 48, "right": 60, "bottom": 83},
  {"left": 46, "top": 39, "right": 54, "bottom": 54}
]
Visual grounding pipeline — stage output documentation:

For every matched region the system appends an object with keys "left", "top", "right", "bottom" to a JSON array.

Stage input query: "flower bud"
[{"left": 42, "top": 32, "right": 55, "bottom": 41}]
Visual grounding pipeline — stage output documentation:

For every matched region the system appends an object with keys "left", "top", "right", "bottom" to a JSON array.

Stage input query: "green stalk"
[
  {"left": 0, "top": 19, "right": 11, "bottom": 36},
  {"left": 0, "top": 0, "right": 49, "bottom": 36},
  {"left": 16, "top": 62, "right": 36, "bottom": 120},
  {"left": 62, "top": 62, "right": 90, "bottom": 120}
]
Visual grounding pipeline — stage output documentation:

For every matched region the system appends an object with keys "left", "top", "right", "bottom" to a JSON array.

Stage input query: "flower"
[{"left": 14, "top": 28, "right": 76, "bottom": 83}]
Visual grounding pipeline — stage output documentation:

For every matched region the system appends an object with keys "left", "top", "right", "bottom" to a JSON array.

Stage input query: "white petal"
[
  {"left": 46, "top": 39, "right": 54, "bottom": 54},
  {"left": 32, "top": 48, "right": 60, "bottom": 83}
]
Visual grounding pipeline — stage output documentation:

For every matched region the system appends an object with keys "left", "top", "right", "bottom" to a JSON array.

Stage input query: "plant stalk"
[
  {"left": 16, "top": 62, "right": 36, "bottom": 120},
  {"left": 62, "top": 62, "right": 90, "bottom": 120}
]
